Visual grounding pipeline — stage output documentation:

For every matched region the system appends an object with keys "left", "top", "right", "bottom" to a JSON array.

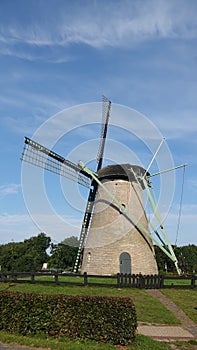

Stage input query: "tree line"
[
  {"left": 0, "top": 233, "right": 196, "bottom": 274},
  {"left": 154, "top": 244, "right": 197, "bottom": 274}
]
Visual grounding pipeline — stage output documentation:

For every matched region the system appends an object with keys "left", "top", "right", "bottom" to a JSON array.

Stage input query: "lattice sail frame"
[
  {"left": 21, "top": 138, "right": 181, "bottom": 274},
  {"left": 21, "top": 137, "right": 91, "bottom": 188},
  {"left": 73, "top": 96, "right": 112, "bottom": 273},
  {"left": 97, "top": 95, "right": 111, "bottom": 169},
  {"left": 21, "top": 94, "right": 183, "bottom": 275}
]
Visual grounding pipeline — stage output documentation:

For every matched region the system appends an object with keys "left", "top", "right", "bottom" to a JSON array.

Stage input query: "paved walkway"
[
  {"left": 138, "top": 289, "right": 197, "bottom": 341},
  {"left": 138, "top": 323, "right": 195, "bottom": 341}
]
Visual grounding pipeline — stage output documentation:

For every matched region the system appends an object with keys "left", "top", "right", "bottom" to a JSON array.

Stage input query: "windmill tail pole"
[
  {"left": 130, "top": 167, "right": 181, "bottom": 275},
  {"left": 149, "top": 163, "right": 188, "bottom": 178},
  {"left": 143, "top": 137, "right": 165, "bottom": 179}
]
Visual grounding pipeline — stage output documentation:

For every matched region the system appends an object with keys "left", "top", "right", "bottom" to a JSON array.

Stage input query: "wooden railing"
[{"left": 0, "top": 272, "right": 196, "bottom": 289}]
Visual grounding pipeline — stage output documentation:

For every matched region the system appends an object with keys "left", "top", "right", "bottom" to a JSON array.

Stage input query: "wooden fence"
[{"left": 0, "top": 272, "right": 196, "bottom": 289}]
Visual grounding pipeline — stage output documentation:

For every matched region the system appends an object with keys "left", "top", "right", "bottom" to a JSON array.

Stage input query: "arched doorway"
[{"left": 119, "top": 252, "right": 131, "bottom": 274}]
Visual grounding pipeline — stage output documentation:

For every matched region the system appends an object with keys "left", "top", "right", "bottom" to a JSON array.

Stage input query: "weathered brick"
[{"left": 81, "top": 177, "right": 158, "bottom": 275}]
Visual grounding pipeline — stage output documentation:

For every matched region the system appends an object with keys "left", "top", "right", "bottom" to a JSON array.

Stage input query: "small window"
[
  {"left": 87, "top": 252, "right": 91, "bottom": 263},
  {"left": 120, "top": 203, "right": 126, "bottom": 214}
]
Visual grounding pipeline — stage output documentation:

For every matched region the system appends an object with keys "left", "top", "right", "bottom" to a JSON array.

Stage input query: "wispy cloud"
[
  {"left": 149, "top": 202, "right": 197, "bottom": 246},
  {"left": 0, "top": 0, "right": 196, "bottom": 61},
  {"left": 0, "top": 91, "right": 73, "bottom": 136},
  {"left": 187, "top": 179, "right": 197, "bottom": 192},
  {"left": 152, "top": 111, "right": 197, "bottom": 140},
  {"left": 0, "top": 206, "right": 195, "bottom": 246},
  {"left": 57, "top": 0, "right": 197, "bottom": 47},
  {"left": 0, "top": 184, "right": 21, "bottom": 199},
  {"left": 168, "top": 212, "right": 197, "bottom": 246},
  {"left": 0, "top": 89, "right": 71, "bottom": 111},
  {"left": 0, "top": 45, "right": 74, "bottom": 63},
  {"left": 0, "top": 212, "right": 81, "bottom": 244}
]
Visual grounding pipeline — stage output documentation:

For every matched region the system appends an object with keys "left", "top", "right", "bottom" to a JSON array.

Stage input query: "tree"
[
  {"left": 154, "top": 245, "right": 175, "bottom": 273},
  {"left": 155, "top": 244, "right": 197, "bottom": 274},
  {"left": 23, "top": 232, "right": 51, "bottom": 269},
  {"left": 176, "top": 245, "right": 197, "bottom": 273},
  {"left": 48, "top": 242, "right": 78, "bottom": 271},
  {"left": 61, "top": 236, "right": 79, "bottom": 247},
  {"left": 0, "top": 233, "right": 51, "bottom": 272}
]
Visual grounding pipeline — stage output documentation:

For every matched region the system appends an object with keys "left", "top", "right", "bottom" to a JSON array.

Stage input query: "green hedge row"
[{"left": 0, "top": 291, "right": 137, "bottom": 345}]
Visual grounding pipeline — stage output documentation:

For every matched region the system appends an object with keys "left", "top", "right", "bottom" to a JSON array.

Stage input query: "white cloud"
[
  {"left": 0, "top": 184, "right": 21, "bottom": 199},
  {"left": 151, "top": 111, "right": 197, "bottom": 140},
  {"left": 161, "top": 203, "right": 197, "bottom": 245},
  {"left": 0, "top": 92, "right": 73, "bottom": 136},
  {"left": 0, "top": 45, "right": 74, "bottom": 63},
  {"left": 0, "top": 90, "right": 70, "bottom": 111},
  {"left": 0, "top": 212, "right": 82, "bottom": 244},
  {"left": 188, "top": 179, "right": 197, "bottom": 191},
  {"left": 0, "top": 202, "right": 195, "bottom": 247},
  {"left": 0, "top": 0, "right": 196, "bottom": 61}
]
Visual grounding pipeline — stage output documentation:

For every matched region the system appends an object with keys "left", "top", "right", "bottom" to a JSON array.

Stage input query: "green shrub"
[{"left": 0, "top": 292, "right": 137, "bottom": 345}]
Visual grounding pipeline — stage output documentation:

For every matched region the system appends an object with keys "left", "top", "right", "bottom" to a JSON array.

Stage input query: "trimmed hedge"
[{"left": 0, "top": 291, "right": 137, "bottom": 345}]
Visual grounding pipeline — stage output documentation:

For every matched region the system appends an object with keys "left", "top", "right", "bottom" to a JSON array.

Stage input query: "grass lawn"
[
  {"left": 163, "top": 278, "right": 193, "bottom": 287},
  {"left": 0, "top": 282, "right": 196, "bottom": 350},
  {"left": 0, "top": 331, "right": 172, "bottom": 350},
  {"left": 0, "top": 331, "right": 196, "bottom": 350},
  {"left": 172, "top": 340, "right": 197, "bottom": 350},
  {"left": 0, "top": 282, "right": 179, "bottom": 324},
  {"left": 161, "top": 289, "right": 197, "bottom": 323}
]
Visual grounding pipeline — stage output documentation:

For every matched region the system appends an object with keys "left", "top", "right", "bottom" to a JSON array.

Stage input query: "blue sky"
[{"left": 0, "top": 0, "right": 196, "bottom": 247}]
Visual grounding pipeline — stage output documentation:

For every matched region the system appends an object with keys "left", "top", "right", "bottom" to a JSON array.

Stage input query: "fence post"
[
  {"left": 2, "top": 273, "right": 7, "bottom": 282},
  {"left": 31, "top": 272, "right": 35, "bottom": 283},
  {"left": 153, "top": 274, "right": 157, "bottom": 289},
  {"left": 139, "top": 274, "right": 145, "bottom": 288},
  {"left": 54, "top": 272, "right": 59, "bottom": 284},
  {"left": 117, "top": 273, "right": 120, "bottom": 288},
  {"left": 136, "top": 274, "right": 140, "bottom": 288},
  {"left": 159, "top": 275, "right": 164, "bottom": 288},
  {"left": 124, "top": 273, "right": 127, "bottom": 286},
  {"left": 84, "top": 272, "right": 88, "bottom": 286},
  {"left": 191, "top": 274, "right": 196, "bottom": 289},
  {"left": 128, "top": 273, "right": 132, "bottom": 287},
  {"left": 119, "top": 273, "right": 124, "bottom": 287},
  {"left": 13, "top": 273, "right": 17, "bottom": 282}
]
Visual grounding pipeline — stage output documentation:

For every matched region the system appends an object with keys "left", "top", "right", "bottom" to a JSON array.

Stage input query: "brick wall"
[{"left": 81, "top": 179, "right": 158, "bottom": 275}]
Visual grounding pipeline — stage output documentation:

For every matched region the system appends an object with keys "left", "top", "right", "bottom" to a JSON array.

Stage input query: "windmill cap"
[{"left": 97, "top": 164, "right": 150, "bottom": 187}]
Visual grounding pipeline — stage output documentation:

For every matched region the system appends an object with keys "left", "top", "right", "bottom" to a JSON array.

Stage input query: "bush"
[{"left": 0, "top": 292, "right": 137, "bottom": 345}]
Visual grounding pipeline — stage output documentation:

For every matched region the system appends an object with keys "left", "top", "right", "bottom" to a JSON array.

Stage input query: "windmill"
[{"left": 21, "top": 96, "right": 182, "bottom": 275}]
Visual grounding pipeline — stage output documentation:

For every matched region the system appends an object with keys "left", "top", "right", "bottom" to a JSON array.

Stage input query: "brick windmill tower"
[
  {"left": 21, "top": 96, "right": 180, "bottom": 276},
  {"left": 80, "top": 163, "right": 158, "bottom": 275}
]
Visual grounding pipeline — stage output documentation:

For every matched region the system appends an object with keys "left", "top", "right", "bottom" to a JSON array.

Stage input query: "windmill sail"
[
  {"left": 21, "top": 137, "right": 91, "bottom": 188},
  {"left": 97, "top": 95, "right": 112, "bottom": 171},
  {"left": 21, "top": 98, "right": 183, "bottom": 276},
  {"left": 73, "top": 96, "right": 111, "bottom": 272}
]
